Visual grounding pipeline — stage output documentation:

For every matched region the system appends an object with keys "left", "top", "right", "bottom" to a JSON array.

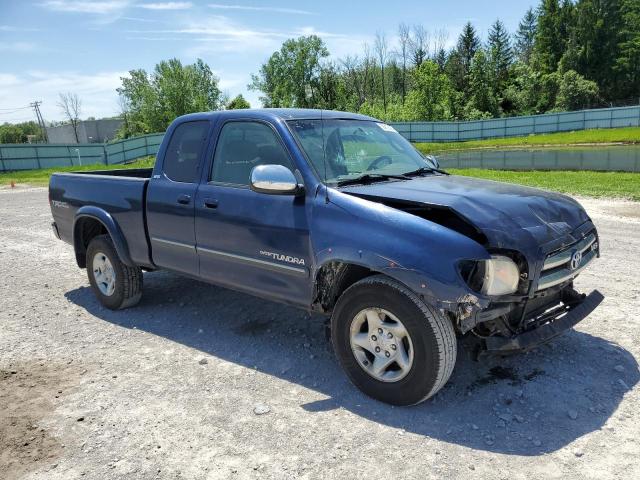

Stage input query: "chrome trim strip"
[
  {"left": 151, "top": 237, "right": 196, "bottom": 251},
  {"left": 537, "top": 249, "right": 596, "bottom": 290},
  {"left": 196, "top": 246, "right": 308, "bottom": 277},
  {"left": 543, "top": 233, "right": 597, "bottom": 271}
]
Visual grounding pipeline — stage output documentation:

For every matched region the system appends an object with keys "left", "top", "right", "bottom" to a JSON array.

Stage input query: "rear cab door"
[{"left": 146, "top": 119, "right": 212, "bottom": 275}]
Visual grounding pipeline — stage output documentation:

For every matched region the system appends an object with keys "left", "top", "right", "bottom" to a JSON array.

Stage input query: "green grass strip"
[{"left": 416, "top": 127, "right": 640, "bottom": 154}]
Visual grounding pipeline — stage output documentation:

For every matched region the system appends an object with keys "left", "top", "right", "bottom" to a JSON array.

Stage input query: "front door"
[
  {"left": 146, "top": 120, "right": 210, "bottom": 276},
  {"left": 195, "top": 120, "right": 312, "bottom": 305}
]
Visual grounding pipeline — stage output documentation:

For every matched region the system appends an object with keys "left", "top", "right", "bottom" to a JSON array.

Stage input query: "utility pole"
[{"left": 30, "top": 101, "right": 49, "bottom": 143}]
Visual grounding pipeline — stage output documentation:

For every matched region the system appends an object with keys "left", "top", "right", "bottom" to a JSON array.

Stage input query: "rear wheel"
[
  {"left": 331, "top": 275, "right": 457, "bottom": 405},
  {"left": 86, "top": 234, "right": 142, "bottom": 310}
]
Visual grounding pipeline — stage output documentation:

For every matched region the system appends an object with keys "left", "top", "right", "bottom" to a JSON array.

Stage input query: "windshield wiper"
[
  {"left": 403, "top": 166, "right": 450, "bottom": 176},
  {"left": 336, "top": 173, "right": 409, "bottom": 187}
]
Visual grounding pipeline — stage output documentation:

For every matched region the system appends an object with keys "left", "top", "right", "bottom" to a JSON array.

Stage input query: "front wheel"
[
  {"left": 331, "top": 275, "right": 457, "bottom": 405},
  {"left": 86, "top": 234, "right": 143, "bottom": 310}
]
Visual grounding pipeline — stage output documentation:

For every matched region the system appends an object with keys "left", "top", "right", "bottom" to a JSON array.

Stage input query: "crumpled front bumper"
[{"left": 482, "top": 289, "right": 604, "bottom": 354}]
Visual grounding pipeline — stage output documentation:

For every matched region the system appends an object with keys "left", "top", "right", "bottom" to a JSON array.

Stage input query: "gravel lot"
[{"left": 1, "top": 187, "right": 639, "bottom": 479}]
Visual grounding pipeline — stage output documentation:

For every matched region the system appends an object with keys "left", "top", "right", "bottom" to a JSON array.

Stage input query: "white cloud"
[
  {"left": 40, "top": 1, "right": 129, "bottom": 14},
  {"left": 0, "top": 73, "right": 20, "bottom": 85},
  {"left": 137, "top": 2, "right": 192, "bottom": 10},
  {"left": 0, "top": 25, "right": 41, "bottom": 32},
  {"left": 126, "top": 15, "right": 291, "bottom": 55},
  {"left": 120, "top": 16, "right": 160, "bottom": 23},
  {"left": 0, "top": 70, "right": 126, "bottom": 123},
  {"left": 126, "top": 15, "right": 370, "bottom": 57},
  {"left": 208, "top": 3, "right": 313, "bottom": 15},
  {"left": 0, "top": 42, "right": 38, "bottom": 53}
]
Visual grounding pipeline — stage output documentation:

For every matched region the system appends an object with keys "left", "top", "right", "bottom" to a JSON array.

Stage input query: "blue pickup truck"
[{"left": 49, "top": 109, "right": 603, "bottom": 405}]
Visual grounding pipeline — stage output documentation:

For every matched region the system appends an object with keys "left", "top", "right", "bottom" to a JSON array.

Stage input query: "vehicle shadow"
[{"left": 65, "top": 270, "right": 639, "bottom": 456}]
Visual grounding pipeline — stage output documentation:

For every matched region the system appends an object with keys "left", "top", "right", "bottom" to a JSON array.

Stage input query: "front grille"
[{"left": 537, "top": 232, "right": 598, "bottom": 291}]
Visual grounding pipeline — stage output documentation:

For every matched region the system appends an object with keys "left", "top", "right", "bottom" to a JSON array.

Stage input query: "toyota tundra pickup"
[{"left": 49, "top": 109, "right": 603, "bottom": 405}]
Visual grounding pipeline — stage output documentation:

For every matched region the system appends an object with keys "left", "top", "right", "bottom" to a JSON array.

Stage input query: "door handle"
[
  {"left": 203, "top": 198, "right": 218, "bottom": 209},
  {"left": 177, "top": 194, "right": 191, "bottom": 205}
]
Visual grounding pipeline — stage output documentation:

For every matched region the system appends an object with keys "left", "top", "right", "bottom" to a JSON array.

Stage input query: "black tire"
[
  {"left": 331, "top": 275, "right": 457, "bottom": 406},
  {"left": 86, "top": 234, "right": 142, "bottom": 310}
]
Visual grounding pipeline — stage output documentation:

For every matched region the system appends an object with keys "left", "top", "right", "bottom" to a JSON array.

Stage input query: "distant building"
[{"left": 46, "top": 118, "right": 124, "bottom": 144}]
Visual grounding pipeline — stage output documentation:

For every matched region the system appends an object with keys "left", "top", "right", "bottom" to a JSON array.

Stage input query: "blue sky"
[{"left": 0, "top": 0, "right": 536, "bottom": 123}]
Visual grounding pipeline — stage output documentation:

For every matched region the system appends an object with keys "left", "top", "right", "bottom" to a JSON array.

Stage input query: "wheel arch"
[
  {"left": 73, "top": 206, "right": 134, "bottom": 268},
  {"left": 312, "top": 260, "right": 376, "bottom": 313}
]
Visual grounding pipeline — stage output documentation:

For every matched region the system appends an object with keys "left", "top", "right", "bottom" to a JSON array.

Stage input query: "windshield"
[{"left": 287, "top": 119, "right": 437, "bottom": 184}]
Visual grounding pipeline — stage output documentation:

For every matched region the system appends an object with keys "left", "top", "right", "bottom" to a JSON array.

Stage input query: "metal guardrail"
[
  {"left": 389, "top": 105, "right": 640, "bottom": 143},
  {"left": 0, "top": 133, "right": 164, "bottom": 172}
]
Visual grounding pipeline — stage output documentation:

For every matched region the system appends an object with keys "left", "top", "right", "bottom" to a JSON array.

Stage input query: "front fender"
[
  {"left": 311, "top": 189, "right": 492, "bottom": 311},
  {"left": 73, "top": 206, "right": 134, "bottom": 267}
]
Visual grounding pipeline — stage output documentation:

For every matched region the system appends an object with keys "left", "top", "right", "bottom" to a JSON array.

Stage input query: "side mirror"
[
  {"left": 250, "top": 164, "right": 303, "bottom": 195},
  {"left": 428, "top": 155, "right": 440, "bottom": 169}
]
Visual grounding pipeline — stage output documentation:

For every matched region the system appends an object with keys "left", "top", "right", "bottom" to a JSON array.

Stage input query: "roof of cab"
[{"left": 176, "top": 108, "right": 379, "bottom": 123}]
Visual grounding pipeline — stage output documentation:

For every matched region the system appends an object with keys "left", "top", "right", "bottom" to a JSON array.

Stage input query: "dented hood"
[{"left": 339, "top": 174, "right": 591, "bottom": 252}]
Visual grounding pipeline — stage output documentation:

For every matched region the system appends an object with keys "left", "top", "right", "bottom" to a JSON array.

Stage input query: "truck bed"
[
  {"left": 49, "top": 169, "right": 153, "bottom": 267},
  {"left": 71, "top": 167, "right": 154, "bottom": 179}
]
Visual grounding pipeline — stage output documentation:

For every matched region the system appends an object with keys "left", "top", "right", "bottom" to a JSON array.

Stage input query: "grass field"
[
  {"left": 416, "top": 126, "right": 640, "bottom": 154},
  {"left": 450, "top": 169, "right": 640, "bottom": 201},
  {"left": 0, "top": 156, "right": 155, "bottom": 187}
]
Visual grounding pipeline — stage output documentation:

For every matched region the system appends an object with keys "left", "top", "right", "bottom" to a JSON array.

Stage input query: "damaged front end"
[
  {"left": 455, "top": 228, "right": 603, "bottom": 355},
  {"left": 345, "top": 193, "right": 603, "bottom": 355}
]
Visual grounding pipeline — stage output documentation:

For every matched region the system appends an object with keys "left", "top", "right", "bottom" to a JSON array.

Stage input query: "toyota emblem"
[{"left": 570, "top": 250, "right": 582, "bottom": 270}]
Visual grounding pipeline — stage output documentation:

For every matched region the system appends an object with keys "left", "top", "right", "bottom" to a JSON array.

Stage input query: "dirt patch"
[{"left": 0, "top": 363, "right": 81, "bottom": 480}]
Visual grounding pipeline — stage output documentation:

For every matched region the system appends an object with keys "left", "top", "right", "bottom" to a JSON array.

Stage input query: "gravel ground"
[{"left": 1, "top": 187, "right": 639, "bottom": 480}]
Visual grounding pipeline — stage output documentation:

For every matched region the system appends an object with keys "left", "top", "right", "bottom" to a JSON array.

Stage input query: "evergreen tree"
[
  {"left": 466, "top": 50, "right": 499, "bottom": 118},
  {"left": 533, "top": 0, "right": 569, "bottom": 73},
  {"left": 444, "top": 50, "right": 466, "bottom": 93},
  {"left": 571, "top": 0, "right": 621, "bottom": 98},
  {"left": 515, "top": 8, "right": 537, "bottom": 64},
  {"left": 456, "top": 22, "right": 481, "bottom": 75},
  {"left": 616, "top": 0, "right": 640, "bottom": 97},
  {"left": 487, "top": 19, "right": 513, "bottom": 90},
  {"left": 435, "top": 48, "right": 447, "bottom": 72}
]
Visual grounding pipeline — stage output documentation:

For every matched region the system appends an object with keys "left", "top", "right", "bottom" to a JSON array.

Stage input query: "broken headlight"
[{"left": 459, "top": 255, "right": 520, "bottom": 296}]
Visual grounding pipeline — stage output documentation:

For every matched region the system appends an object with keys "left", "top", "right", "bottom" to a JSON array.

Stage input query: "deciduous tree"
[
  {"left": 226, "top": 94, "right": 251, "bottom": 109},
  {"left": 249, "top": 35, "right": 329, "bottom": 108},
  {"left": 118, "top": 58, "right": 222, "bottom": 134},
  {"left": 57, "top": 92, "right": 82, "bottom": 142}
]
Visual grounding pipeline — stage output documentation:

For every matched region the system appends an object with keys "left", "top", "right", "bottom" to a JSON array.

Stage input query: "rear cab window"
[{"left": 162, "top": 120, "right": 209, "bottom": 183}]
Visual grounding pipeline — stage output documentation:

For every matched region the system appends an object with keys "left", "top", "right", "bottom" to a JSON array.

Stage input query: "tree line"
[
  {"left": 3, "top": 0, "right": 638, "bottom": 142},
  {"left": 250, "top": 0, "right": 639, "bottom": 121}
]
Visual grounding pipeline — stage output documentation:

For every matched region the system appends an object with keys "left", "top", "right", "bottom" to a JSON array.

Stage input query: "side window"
[
  {"left": 163, "top": 121, "right": 209, "bottom": 183},
  {"left": 211, "top": 121, "right": 293, "bottom": 186}
]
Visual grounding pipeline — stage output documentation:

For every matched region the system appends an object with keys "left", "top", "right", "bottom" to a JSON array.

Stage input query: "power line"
[
  {"left": 0, "top": 105, "right": 32, "bottom": 111},
  {"left": 0, "top": 109, "right": 34, "bottom": 115}
]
